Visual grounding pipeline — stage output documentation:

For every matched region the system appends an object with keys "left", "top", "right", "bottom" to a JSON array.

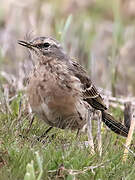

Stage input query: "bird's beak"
[{"left": 18, "top": 40, "right": 33, "bottom": 49}]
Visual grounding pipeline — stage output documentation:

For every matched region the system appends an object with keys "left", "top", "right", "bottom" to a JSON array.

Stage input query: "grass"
[
  {"left": 0, "top": 0, "right": 135, "bottom": 179},
  {"left": 0, "top": 92, "right": 135, "bottom": 180}
]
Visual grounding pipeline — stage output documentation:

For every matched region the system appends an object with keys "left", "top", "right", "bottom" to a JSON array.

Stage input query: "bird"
[{"left": 18, "top": 36, "right": 129, "bottom": 137}]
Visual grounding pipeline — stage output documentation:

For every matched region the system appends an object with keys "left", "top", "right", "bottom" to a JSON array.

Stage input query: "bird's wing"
[
  {"left": 68, "top": 60, "right": 128, "bottom": 137},
  {"left": 68, "top": 60, "right": 107, "bottom": 111}
]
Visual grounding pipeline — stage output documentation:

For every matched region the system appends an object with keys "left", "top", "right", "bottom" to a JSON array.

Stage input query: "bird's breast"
[{"left": 27, "top": 61, "right": 82, "bottom": 116}]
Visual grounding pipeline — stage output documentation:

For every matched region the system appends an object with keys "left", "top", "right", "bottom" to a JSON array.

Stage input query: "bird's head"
[{"left": 18, "top": 37, "right": 67, "bottom": 60}]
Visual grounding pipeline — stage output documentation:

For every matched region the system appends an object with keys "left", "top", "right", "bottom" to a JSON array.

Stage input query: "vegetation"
[
  {"left": 0, "top": 0, "right": 135, "bottom": 179},
  {"left": 0, "top": 94, "right": 135, "bottom": 180}
]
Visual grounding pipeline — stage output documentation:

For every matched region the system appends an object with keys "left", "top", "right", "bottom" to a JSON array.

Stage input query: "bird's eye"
[
  {"left": 35, "top": 42, "right": 50, "bottom": 49},
  {"left": 43, "top": 42, "right": 50, "bottom": 48}
]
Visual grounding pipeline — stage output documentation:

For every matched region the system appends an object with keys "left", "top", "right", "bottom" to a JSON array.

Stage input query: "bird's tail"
[{"left": 101, "top": 111, "right": 129, "bottom": 137}]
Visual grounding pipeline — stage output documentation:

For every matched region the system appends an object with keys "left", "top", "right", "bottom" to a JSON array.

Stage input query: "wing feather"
[{"left": 68, "top": 60, "right": 107, "bottom": 111}]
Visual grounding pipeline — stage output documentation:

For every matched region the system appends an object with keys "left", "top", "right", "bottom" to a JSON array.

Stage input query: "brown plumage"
[{"left": 18, "top": 36, "right": 129, "bottom": 137}]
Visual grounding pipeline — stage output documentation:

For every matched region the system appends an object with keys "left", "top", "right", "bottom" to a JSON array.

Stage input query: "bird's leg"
[
  {"left": 19, "top": 114, "right": 35, "bottom": 139},
  {"left": 37, "top": 126, "right": 53, "bottom": 142},
  {"left": 26, "top": 114, "right": 35, "bottom": 134},
  {"left": 76, "top": 128, "right": 81, "bottom": 138}
]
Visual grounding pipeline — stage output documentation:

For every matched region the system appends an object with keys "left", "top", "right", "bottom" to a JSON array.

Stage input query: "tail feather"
[{"left": 101, "top": 111, "right": 129, "bottom": 137}]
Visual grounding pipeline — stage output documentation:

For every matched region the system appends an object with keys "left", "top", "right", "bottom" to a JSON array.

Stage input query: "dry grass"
[{"left": 0, "top": 0, "right": 135, "bottom": 179}]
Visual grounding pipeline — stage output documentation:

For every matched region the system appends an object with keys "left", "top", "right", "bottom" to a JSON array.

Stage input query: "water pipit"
[{"left": 18, "top": 37, "right": 129, "bottom": 137}]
